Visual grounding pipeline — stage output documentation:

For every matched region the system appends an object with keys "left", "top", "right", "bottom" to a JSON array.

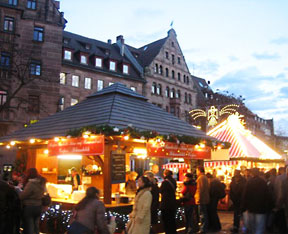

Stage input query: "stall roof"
[
  {"left": 0, "top": 83, "right": 211, "bottom": 142},
  {"left": 207, "top": 114, "right": 283, "bottom": 160}
]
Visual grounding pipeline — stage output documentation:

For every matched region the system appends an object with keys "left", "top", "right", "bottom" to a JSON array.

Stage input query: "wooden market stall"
[{"left": 0, "top": 83, "right": 215, "bottom": 207}]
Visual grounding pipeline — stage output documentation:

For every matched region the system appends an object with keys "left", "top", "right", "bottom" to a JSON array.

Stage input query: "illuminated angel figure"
[
  {"left": 207, "top": 106, "right": 218, "bottom": 126},
  {"left": 189, "top": 104, "right": 239, "bottom": 127}
]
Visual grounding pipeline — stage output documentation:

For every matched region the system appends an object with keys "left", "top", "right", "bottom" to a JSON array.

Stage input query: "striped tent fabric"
[
  {"left": 162, "top": 163, "right": 189, "bottom": 169},
  {"left": 207, "top": 114, "right": 282, "bottom": 160}
]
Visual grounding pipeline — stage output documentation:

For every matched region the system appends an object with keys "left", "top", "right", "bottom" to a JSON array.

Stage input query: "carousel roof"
[
  {"left": 0, "top": 83, "right": 211, "bottom": 142},
  {"left": 207, "top": 114, "right": 282, "bottom": 160}
]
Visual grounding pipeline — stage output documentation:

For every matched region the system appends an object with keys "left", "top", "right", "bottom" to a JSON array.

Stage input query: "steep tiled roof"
[
  {"left": 136, "top": 37, "right": 167, "bottom": 67},
  {"left": 62, "top": 31, "right": 144, "bottom": 82},
  {"left": 0, "top": 83, "right": 211, "bottom": 142}
]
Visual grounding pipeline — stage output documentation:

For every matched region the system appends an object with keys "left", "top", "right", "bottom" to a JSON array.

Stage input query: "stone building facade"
[{"left": 0, "top": 0, "right": 65, "bottom": 136}]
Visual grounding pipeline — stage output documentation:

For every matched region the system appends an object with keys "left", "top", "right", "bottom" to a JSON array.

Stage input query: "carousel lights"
[
  {"left": 123, "top": 135, "right": 129, "bottom": 140},
  {"left": 54, "top": 137, "right": 60, "bottom": 142},
  {"left": 6, "top": 145, "right": 11, "bottom": 149},
  {"left": 10, "top": 141, "right": 16, "bottom": 146}
]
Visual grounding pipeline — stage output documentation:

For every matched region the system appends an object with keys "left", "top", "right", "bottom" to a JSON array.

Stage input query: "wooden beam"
[{"left": 103, "top": 144, "right": 112, "bottom": 204}]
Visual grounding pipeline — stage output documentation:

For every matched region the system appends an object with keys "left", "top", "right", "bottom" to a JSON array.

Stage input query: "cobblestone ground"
[{"left": 178, "top": 211, "right": 234, "bottom": 234}]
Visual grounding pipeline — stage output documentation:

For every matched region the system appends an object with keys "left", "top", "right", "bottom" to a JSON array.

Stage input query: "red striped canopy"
[
  {"left": 207, "top": 114, "right": 282, "bottom": 160},
  {"left": 162, "top": 163, "right": 189, "bottom": 169}
]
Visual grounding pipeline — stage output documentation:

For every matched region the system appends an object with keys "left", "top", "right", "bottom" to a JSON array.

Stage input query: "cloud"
[
  {"left": 133, "top": 8, "right": 163, "bottom": 18},
  {"left": 270, "top": 37, "right": 288, "bottom": 45},
  {"left": 212, "top": 66, "right": 288, "bottom": 114},
  {"left": 280, "top": 87, "right": 288, "bottom": 98},
  {"left": 189, "top": 60, "right": 220, "bottom": 75},
  {"left": 229, "top": 56, "right": 239, "bottom": 62},
  {"left": 253, "top": 52, "right": 280, "bottom": 60}
]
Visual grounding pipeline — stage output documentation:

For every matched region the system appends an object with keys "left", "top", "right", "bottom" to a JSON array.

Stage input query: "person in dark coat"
[
  {"left": 181, "top": 173, "right": 197, "bottom": 234},
  {"left": 207, "top": 173, "right": 225, "bottom": 232},
  {"left": 229, "top": 169, "right": 246, "bottom": 233},
  {"left": 144, "top": 171, "right": 160, "bottom": 234},
  {"left": 0, "top": 177, "right": 21, "bottom": 234},
  {"left": 160, "top": 169, "right": 177, "bottom": 234},
  {"left": 241, "top": 168, "right": 271, "bottom": 234}
]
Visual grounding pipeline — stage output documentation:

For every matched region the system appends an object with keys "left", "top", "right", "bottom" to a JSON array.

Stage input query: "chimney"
[
  {"left": 54, "top": 1, "right": 60, "bottom": 9},
  {"left": 116, "top": 35, "right": 125, "bottom": 56},
  {"left": 107, "top": 39, "right": 112, "bottom": 44}
]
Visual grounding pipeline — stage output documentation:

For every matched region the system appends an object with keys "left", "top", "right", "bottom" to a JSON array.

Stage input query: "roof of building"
[
  {"left": 0, "top": 83, "right": 211, "bottom": 142},
  {"left": 62, "top": 31, "right": 144, "bottom": 82}
]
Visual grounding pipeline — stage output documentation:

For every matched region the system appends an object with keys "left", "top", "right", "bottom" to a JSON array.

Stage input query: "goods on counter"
[{"left": 46, "top": 183, "right": 72, "bottom": 198}]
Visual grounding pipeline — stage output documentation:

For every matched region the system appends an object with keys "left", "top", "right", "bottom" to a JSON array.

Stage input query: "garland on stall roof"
[{"left": 66, "top": 124, "right": 231, "bottom": 149}]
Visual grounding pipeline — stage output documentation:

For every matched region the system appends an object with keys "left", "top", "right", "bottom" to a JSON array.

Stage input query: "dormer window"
[
  {"left": 85, "top": 44, "right": 91, "bottom": 50},
  {"left": 64, "top": 49, "right": 72, "bottom": 60},
  {"left": 80, "top": 54, "right": 87, "bottom": 64},
  {"left": 109, "top": 60, "right": 116, "bottom": 71},
  {"left": 95, "top": 58, "right": 102, "bottom": 68},
  {"left": 123, "top": 64, "right": 129, "bottom": 74},
  {"left": 63, "top": 38, "right": 69, "bottom": 44}
]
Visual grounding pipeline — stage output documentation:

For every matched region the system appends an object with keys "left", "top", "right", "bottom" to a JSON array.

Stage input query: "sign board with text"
[
  {"left": 147, "top": 141, "right": 211, "bottom": 159},
  {"left": 48, "top": 136, "right": 104, "bottom": 156},
  {"left": 111, "top": 150, "right": 126, "bottom": 184}
]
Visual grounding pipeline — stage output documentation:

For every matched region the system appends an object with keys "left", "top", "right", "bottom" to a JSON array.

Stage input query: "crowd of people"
[{"left": 2, "top": 165, "right": 288, "bottom": 234}]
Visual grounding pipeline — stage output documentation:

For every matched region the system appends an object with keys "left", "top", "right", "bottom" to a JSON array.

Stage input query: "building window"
[
  {"left": 176, "top": 90, "right": 181, "bottom": 99},
  {"left": 177, "top": 107, "right": 180, "bottom": 117},
  {"left": 156, "top": 84, "right": 162, "bottom": 96},
  {"left": 172, "top": 70, "right": 175, "bottom": 79},
  {"left": 178, "top": 72, "right": 181, "bottom": 81},
  {"left": 59, "top": 72, "right": 66, "bottom": 85},
  {"left": 80, "top": 55, "right": 87, "bottom": 64},
  {"left": 27, "top": 0, "right": 36, "bottom": 9},
  {"left": 97, "top": 80, "right": 103, "bottom": 91},
  {"left": 123, "top": 64, "right": 129, "bottom": 74},
  {"left": 183, "top": 75, "right": 186, "bottom": 83},
  {"left": 95, "top": 58, "right": 102, "bottom": 68},
  {"left": 154, "top": 64, "right": 158, "bottom": 73},
  {"left": 28, "top": 95, "right": 40, "bottom": 113},
  {"left": 165, "top": 87, "right": 170, "bottom": 98},
  {"left": 187, "top": 76, "right": 189, "bottom": 85},
  {"left": 84, "top": 77, "right": 92, "bottom": 89},
  {"left": 33, "top": 27, "right": 44, "bottom": 42},
  {"left": 184, "top": 93, "right": 188, "bottom": 103},
  {"left": 109, "top": 82, "right": 114, "bottom": 86},
  {"left": 170, "top": 106, "right": 175, "bottom": 116},
  {"left": 165, "top": 68, "right": 169, "bottom": 77},
  {"left": 165, "top": 52, "right": 169, "bottom": 59},
  {"left": 71, "top": 98, "right": 78, "bottom": 106},
  {"left": 9, "top": 0, "right": 18, "bottom": 6},
  {"left": 0, "top": 91, "right": 7, "bottom": 105},
  {"left": 0, "top": 53, "right": 10, "bottom": 68},
  {"left": 63, "top": 38, "right": 69, "bottom": 44},
  {"left": 109, "top": 61, "right": 116, "bottom": 71},
  {"left": 151, "top": 82, "right": 157, "bottom": 94},
  {"left": 71, "top": 75, "right": 79, "bottom": 87},
  {"left": 30, "top": 61, "right": 41, "bottom": 76},
  {"left": 159, "top": 65, "right": 163, "bottom": 75},
  {"left": 172, "top": 41, "right": 175, "bottom": 47},
  {"left": 178, "top": 57, "right": 181, "bottom": 64},
  {"left": 170, "top": 88, "right": 175, "bottom": 98},
  {"left": 64, "top": 50, "right": 72, "bottom": 60},
  {"left": 188, "top": 94, "right": 192, "bottom": 104},
  {"left": 172, "top": 54, "right": 175, "bottom": 64},
  {"left": 131, "top": 86, "right": 136, "bottom": 92},
  {"left": 58, "top": 97, "right": 64, "bottom": 111},
  {"left": 4, "top": 17, "right": 14, "bottom": 32}
]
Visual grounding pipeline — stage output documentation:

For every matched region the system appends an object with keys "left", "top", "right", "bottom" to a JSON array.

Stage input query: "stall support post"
[{"left": 103, "top": 144, "right": 112, "bottom": 204}]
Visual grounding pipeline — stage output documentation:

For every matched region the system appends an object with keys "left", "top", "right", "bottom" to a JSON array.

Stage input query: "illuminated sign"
[{"left": 48, "top": 136, "right": 104, "bottom": 156}]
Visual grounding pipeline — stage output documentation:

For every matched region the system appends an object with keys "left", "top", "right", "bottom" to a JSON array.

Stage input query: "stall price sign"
[
  {"left": 147, "top": 141, "right": 211, "bottom": 159},
  {"left": 111, "top": 151, "right": 126, "bottom": 184},
  {"left": 48, "top": 136, "right": 104, "bottom": 156}
]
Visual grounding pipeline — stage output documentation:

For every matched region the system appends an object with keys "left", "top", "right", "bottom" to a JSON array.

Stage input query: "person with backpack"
[
  {"left": 181, "top": 173, "right": 197, "bottom": 234},
  {"left": 160, "top": 169, "right": 177, "bottom": 234},
  {"left": 229, "top": 169, "right": 246, "bottom": 233}
]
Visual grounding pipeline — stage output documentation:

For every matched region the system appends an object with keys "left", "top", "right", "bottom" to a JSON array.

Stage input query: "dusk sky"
[{"left": 60, "top": 0, "right": 288, "bottom": 135}]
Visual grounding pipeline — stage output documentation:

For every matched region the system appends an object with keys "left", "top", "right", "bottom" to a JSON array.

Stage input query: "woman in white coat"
[{"left": 127, "top": 176, "right": 152, "bottom": 234}]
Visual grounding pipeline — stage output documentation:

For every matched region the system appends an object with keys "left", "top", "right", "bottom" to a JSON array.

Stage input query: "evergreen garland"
[{"left": 66, "top": 124, "right": 231, "bottom": 149}]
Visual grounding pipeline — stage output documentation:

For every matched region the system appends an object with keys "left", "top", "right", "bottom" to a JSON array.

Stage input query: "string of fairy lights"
[{"left": 40, "top": 204, "right": 186, "bottom": 233}]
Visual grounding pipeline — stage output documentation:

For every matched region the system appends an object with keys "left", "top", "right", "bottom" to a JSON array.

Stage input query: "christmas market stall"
[
  {"left": 206, "top": 114, "right": 284, "bottom": 184},
  {"left": 0, "top": 83, "right": 220, "bottom": 210}
]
